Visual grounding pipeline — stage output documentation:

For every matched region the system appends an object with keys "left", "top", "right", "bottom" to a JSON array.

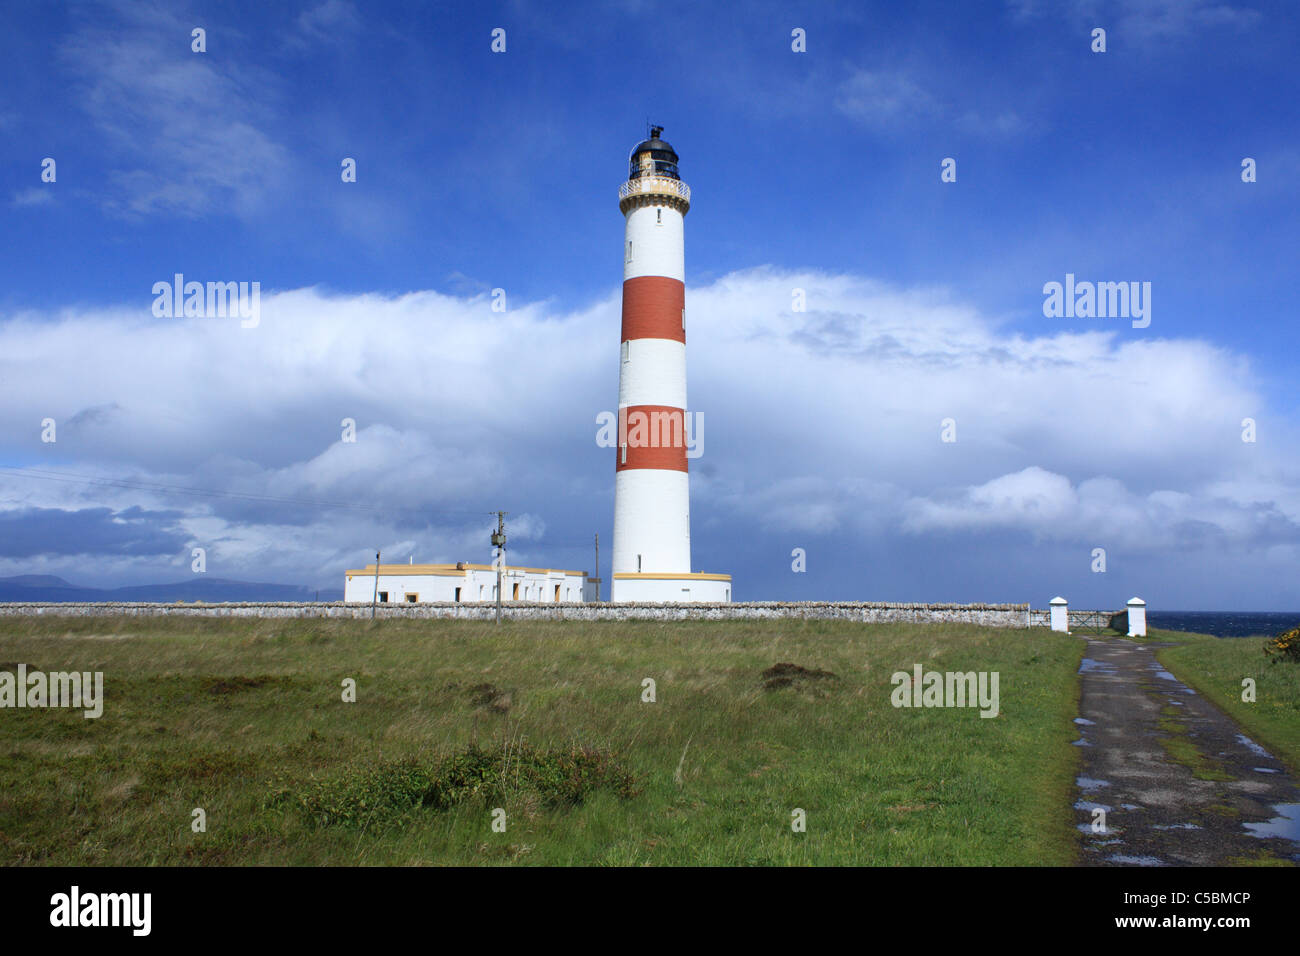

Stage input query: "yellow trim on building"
[
  {"left": 346, "top": 565, "right": 465, "bottom": 578},
  {"left": 454, "top": 563, "right": 590, "bottom": 576},
  {"left": 347, "top": 563, "right": 590, "bottom": 578},
  {"left": 612, "top": 572, "right": 732, "bottom": 581}
]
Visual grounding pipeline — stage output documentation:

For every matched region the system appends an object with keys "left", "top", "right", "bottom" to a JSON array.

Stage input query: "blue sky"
[{"left": 2, "top": 0, "right": 1298, "bottom": 610}]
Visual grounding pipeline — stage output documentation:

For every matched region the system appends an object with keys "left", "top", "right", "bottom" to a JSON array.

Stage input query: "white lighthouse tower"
[{"left": 611, "top": 127, "right": 731, "bottom": 603}]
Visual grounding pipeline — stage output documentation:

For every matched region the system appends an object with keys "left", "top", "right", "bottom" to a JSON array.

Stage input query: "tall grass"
[
  {"left": 0, "top": 616, "right": 1081, "bottom": 865},
  {"left": 1153, "top": 629, "right": 1300, "bottom": 774}
]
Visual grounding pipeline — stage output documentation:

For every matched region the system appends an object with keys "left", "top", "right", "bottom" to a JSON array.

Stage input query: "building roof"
[
  {"left": 345, "top": 562, "right": 590, "bottom": 578},
  {"left": 612, "top": 571, "right": 731, "bottom": 581},
  {"left": 630, "top": 135, "right": 677, "bottom": 162}
]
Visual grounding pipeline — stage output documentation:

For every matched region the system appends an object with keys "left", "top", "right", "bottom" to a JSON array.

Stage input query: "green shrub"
[
  {"left": 1263, "top": 625, "right": 1300, "bottom": 664},
  {"left": 271, "top": 743, "right": 639, "bottom": 830}
]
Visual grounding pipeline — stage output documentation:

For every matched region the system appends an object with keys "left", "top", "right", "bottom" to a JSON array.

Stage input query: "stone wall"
[{"left": 0, "top": 601, "right": 1032, "bottom": 627}]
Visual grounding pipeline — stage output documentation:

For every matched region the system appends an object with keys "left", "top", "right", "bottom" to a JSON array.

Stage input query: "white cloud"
[
  {"left": 902, "top": 466, "right": 1298, "bottom": 550},
  {"left": 834, "top": 70, "right": 939, "bottom": 128},
  {"left": 290, "top": 0, "right": 362, "bottom": 47},
  {"left": 956, "top": 109, "right": 1027, "bottom": 136},
  {"left": 11, "top": 188, "right": 54, "bottom": 207},
  {"left": 1111, "top": 0, "right": 1260, "bottom": 38},
  {"left": 835, "top": 69, "right": 1028, "bottom": 139},
  {"left": 59, "top": 4, "right": 292, "bottom": 218},
  {"left": 1, "top": 268, "right": 1296, "bottom": 594},
  {"left": 1008, "top": 0, "right": 1261, "bottom": 39}
]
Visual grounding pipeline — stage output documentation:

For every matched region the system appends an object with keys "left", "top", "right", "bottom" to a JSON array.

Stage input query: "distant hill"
[
  {"left": 0, "top": 575, "right": 343, "bottom": 603},
  {"left": 0, "top": 574, "right": 76, "bottom": 588}
]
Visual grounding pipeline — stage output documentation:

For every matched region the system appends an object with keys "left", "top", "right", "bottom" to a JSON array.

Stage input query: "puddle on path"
[
  {"left": 1107, "top": 854, "right": 1165, "bottom": 866},
  {"left": 1075, "top": 800, "right": 1112, "bottom": 813},
  {"left": 1235, "top": 734, "right": 1272, "bottom": 758},
  {"left": 1078, "top": 822, "right": 1119, "bottom": 834},
  {"left": 1243, "top": 803, "right": 1300, "bottom": 844},
  {"left": 1079, "top": 658, "right": 1116, "bottom": 674}
]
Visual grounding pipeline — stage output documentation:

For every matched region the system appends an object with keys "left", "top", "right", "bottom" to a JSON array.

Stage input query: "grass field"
[
  {"left": 1147, "top": 629, "right": 1300, "bottom": 776},
  {"left": 0, "top": 615, "right": 1084, "bottom": 866}
]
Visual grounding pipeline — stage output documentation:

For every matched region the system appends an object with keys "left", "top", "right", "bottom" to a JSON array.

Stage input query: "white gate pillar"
[
  {"left": 1049, "top": 596, "right": 1069, "bottom": 633},
  {"left": 1126, "top": 597, "right": 1147, "bottom": 637}
]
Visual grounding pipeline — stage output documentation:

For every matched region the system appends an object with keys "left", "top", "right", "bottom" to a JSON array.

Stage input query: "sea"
[{"left": 1147, "top": 611, "right": 1300, "bottom": 638}]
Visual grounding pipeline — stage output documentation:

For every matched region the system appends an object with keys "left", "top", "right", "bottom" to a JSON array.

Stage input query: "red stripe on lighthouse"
[
  {"left": 615, "top": 404, "right": 689, "bottom": 472},
  {"left": 621, "top": 276, "right": 685, "bottom": 344}
]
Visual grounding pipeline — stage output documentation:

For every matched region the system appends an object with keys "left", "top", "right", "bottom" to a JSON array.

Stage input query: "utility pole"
[
  {"left": 491, "top": 512, "right": 506, "bottom": 624},
  {"left": 594, "top": 533, "right": 600, "bottom": 602},
  {"left": 371, "top": 550, "right": 380, "bottom": 620}
]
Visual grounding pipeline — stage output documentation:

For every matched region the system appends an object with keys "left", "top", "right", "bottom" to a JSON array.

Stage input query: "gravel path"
[{"left": 1073, "top": 636, "right": 1300, "bottom": 866}]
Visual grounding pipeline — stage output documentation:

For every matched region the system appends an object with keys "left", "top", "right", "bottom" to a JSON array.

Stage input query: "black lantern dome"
[{"left": 628, "top": 125, "right": 680, "bottom": 180}]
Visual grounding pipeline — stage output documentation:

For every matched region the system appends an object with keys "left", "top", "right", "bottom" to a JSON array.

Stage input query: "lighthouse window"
[
  {"left": 656, "top": 208, "right": 662, "bottom": 225},
  {"left": 621, "top": 341, "right": 629, "bottom": 364},
  {"left": 625, "top": 240, "right": 632, "bottom": 263}
]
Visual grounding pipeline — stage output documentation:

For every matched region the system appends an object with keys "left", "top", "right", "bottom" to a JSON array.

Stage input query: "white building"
[
  {"left": 344, "top": 562, "right": 598, "bottom": 604},
  {"left": 611, "top": 571, "right": 731, "bottom": 603},
  {"left": 612, "top": 126, "right": 732, "bottom": 603}
]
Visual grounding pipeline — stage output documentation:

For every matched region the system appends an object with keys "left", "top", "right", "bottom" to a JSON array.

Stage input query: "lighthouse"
[{"left": 611, "top": 127, "right": 732, "bottom": 603}]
